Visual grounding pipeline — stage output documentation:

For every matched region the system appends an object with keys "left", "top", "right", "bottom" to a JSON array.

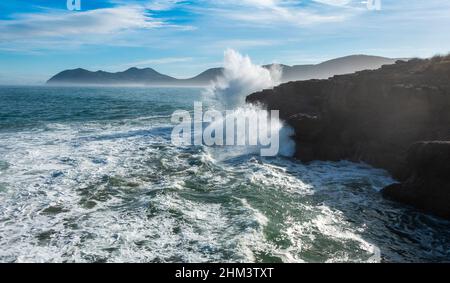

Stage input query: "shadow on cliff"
[{"left": 247, "top": 55, "right": 450, "bottom": 254}]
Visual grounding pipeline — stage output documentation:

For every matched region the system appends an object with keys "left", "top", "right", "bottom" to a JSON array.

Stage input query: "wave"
[
  {"left": 201, "top": 49, "right": 295, "bottom": 158},
  {"left": 1, "top": 83, "right": 450, "bottom": 263},
  {"left": 204, "top": 49, "right": 281, "bottom": 109}
]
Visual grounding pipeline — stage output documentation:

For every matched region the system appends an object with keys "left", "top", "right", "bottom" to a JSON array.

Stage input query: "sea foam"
[{"left": 202, "top": 49, "right": 295, "bottom": 158}]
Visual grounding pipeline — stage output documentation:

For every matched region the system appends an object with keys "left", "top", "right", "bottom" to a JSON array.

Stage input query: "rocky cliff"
[
  {"left": 246, "top": 55, "right": 450, "bottom": 219},
  {"left": 383, "top": 141, "right": 450, "bottom": 219}
]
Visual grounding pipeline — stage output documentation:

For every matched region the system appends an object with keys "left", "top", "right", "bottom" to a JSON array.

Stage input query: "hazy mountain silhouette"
[
  {"left": 279, "top": 55, "right": 398, "bottom": 82},
  {"left": 47, "top": 67, "right": 177, "bottom": 85},
  {"left": 178, "top": 67, "right": 224, "bottom": 86},
  {"left": 47, "top": 55, "right": 398, "bottom": 86}
]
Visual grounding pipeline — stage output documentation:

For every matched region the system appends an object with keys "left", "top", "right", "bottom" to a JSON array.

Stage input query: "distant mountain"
[
  {"left": 178, "top": 68, "right": 224, "bottom": 86},
  {"left": 47, "top": 67, "right": 177, "bottom": 85},
  {"left": 280, "top": 55, "right": 399, "bottom": 82},
  {"left": 47, "top": 55, "right": 398, "bottom": 86}
]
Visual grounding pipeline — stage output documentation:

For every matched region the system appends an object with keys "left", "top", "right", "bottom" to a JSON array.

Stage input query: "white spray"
[
  {"left": 202, "top": 49, "right": 295, "bottom": 157},
  {"left": 205, "top": 49, "right": 282, "bottom": 109}
]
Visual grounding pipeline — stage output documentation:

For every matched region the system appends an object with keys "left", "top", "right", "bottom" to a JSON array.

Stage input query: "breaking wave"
[
  {"left": 0, "top": 66, "right": 450, "bottom": 263},
  {"left": 202, "top": 49, "right": 295, "bottom": 158}
]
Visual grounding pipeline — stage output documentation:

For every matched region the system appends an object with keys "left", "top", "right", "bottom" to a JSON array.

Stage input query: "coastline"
[{"left": 247, "top": 55, "right": 450, "bottom": 220}]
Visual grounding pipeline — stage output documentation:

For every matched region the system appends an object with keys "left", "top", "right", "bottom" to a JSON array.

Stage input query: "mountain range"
[{"left": 47, "top": 55, "right": 398, "bottom": 86}]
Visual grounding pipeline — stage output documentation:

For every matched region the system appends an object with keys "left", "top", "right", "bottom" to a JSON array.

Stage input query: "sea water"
[{"left": 0, "top": 86, "right": 449, "bottom": 263}]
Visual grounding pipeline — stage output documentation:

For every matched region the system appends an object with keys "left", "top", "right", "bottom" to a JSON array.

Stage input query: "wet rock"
[
  {"left": 247, "top": 55, "right": 450, "bottom": 219},
  {"left": 382, "top": 142, "right": 450, "bottom": 219}
]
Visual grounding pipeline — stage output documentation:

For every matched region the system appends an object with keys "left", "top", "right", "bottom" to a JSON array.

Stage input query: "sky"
[{"left": 0, "top": 0, "right": 449, "bottom": 84}]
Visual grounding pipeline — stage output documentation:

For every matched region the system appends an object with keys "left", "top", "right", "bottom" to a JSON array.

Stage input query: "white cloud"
[
  {"left": 0, "top": 6, "right": 162, "bottom": 40},
  {"left": 206, "top": 0, "right": 357, "bottom": 26},
  {"left": 0, "top": 2, "right": 196, "bottom": 51},
  {"left": 212, "top": 39, "right": 279, "bottom": 49},
  {"left": 146, "top": 0, "right": 185, "bottom": 11},
  {"left": 313, "top": 0, "right": 352, "bottom": 6}
]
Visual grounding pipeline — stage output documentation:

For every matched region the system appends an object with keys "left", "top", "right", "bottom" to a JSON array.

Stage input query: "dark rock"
[
  {"left": 246, "top": 55, "right": 450, "bottom": 219},
  {"left": 382, "top": 142, "right": 450, "bottom": 219}
]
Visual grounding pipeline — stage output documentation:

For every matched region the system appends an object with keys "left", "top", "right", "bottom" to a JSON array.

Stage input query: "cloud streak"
[
  {"left": 204, "top": 0, "right": 359, "bottom": 26},
  {"left": 0, "top": 2, "right": 195, "bottom": 50},
  {"left": 0, "top": 6, "right": 161, "bottom": 39},
  {"left": 0, "top": 0, "right": 361, "bottom": 51},
  {"left": 1, "top": 0, "right": 450, "bottom": 84}
]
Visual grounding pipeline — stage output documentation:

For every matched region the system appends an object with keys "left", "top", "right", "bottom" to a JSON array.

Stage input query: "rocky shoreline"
[
  {"left": 382, "top": 141, "right": 450, "bottom": 219},
  {"left": 247, "top": 55, "right": 450, "bottom": 219}
]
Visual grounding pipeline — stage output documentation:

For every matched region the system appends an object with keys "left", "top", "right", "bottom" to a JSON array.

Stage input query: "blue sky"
[{"left": 0, "top": 0, "right": 449, "bottom": 84}]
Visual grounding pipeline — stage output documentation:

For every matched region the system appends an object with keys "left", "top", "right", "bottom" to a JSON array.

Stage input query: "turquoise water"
[{"left": 0, "top": 86, "right": 449, "bottom": 263}]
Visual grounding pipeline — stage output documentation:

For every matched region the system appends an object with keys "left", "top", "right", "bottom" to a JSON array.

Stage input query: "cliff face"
[
  {"left": 246, "top": 55, "right": 450, "bottom": 219},
  {"left": 383, "top": 142, "right": 450, "bottom": 219}
]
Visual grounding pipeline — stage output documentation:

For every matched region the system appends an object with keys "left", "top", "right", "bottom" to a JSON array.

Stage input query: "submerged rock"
[{"left": 246, "top": 55, "right": 450, "bottom": 219}]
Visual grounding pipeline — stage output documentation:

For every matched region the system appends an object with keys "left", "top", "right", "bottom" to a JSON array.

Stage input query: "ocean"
[{"left": 0, "top": 86, "right": 449, "bottom": 263}]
